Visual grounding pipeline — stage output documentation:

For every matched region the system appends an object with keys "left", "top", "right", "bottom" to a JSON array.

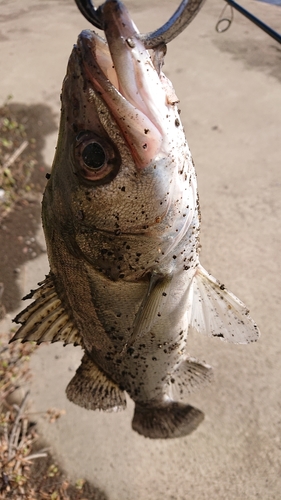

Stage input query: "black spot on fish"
[{"left": 77, "top": 210, "right": 84, "bottom": 221}]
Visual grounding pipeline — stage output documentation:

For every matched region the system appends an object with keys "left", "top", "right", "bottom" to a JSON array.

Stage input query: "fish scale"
[{"left": 11, "top": 0, "right": 259, "bottom": 439}]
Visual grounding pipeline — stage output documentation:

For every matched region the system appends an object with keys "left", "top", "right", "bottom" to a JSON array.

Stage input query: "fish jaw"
[
  {"left": 45, "top": 7, "right": 197, "bottom": 257},
  {"left": 77, "top": 0, "right": 183, "bottom": 170}
]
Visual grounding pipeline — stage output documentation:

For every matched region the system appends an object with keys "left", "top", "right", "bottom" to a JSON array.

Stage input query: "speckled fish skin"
[
  {"left": 12, "top": 0, "right": 260, "bottom": 439},
  {"left": 44, "top": 6, "right": 201, "bottom": 406}
]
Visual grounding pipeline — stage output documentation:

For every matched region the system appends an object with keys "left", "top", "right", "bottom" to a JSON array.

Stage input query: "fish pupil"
[{"left": 82, "top": 142, "right": 106, "bottom": 169}]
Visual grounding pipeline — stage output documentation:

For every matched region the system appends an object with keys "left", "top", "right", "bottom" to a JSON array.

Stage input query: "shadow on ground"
[
  {"left": 29, "top": 438, "right": 109, "bottom": 500},
  {"left": 0, "top": 101, "right": 110, "bottom": 499},
  {"left": 0, "top": 102, "right": 57, "bottom": 312}
]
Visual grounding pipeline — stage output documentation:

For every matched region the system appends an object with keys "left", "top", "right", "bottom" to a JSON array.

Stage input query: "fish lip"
[{"left": 76, "top": 16, "right": 167, "bottom": 170}]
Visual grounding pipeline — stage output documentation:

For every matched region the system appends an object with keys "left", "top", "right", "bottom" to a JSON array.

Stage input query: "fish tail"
[{"left": 132, "top": 401, "right": 204, "bottom": 439}]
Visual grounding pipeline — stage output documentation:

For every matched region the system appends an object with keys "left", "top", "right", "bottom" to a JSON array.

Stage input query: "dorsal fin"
[
  {"left": 66, "top": 353, "right": 127, "bottom": 412},
  {"left": 10, "top": 275, "right": 81, "bottom": 346}
]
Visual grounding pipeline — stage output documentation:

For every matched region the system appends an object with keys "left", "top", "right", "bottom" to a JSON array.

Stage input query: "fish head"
[{"left": 44, "top": 0, "right": 196, "bottom": 275}]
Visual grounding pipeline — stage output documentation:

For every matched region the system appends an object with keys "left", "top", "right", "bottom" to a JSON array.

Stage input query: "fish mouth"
[{"left": 76, "top": 0, "right": 177, "bottom": 170}]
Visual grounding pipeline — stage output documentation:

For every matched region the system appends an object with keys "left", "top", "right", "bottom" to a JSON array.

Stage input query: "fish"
[{"left": 11, "top": 0, "right": 260, "bottom": 439}]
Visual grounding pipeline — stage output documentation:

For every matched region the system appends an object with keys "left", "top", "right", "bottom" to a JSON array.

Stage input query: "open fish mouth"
[{"left": 76, "top": 0, "right": 179, "bottom": 170}]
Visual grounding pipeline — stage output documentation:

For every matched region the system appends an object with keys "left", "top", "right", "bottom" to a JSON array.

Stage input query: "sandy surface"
[{"left": 0, "top": 0, "right": 281, "bottom": 498}]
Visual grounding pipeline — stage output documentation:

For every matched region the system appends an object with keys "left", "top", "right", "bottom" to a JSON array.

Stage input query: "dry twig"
[{"left": 1, "top": 140, "right": 28, "bottom": 171}]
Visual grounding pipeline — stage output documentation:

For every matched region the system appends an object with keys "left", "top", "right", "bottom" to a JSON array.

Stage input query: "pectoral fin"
[
  {"left": 66, "top": 353, "right": 126, "bottom": 412},
  {"left": 189, "top": 265, "right": 260, "bottom": 343},
  {"left": 11, "top": 275, "right": 81, "bottom": 346}
]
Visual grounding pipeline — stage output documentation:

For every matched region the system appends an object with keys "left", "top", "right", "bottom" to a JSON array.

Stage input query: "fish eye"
[
  {"left": 74, "top": 131, "right": 120, "bottom": 184},
  {"left": 82, "top": 142, "right": 106, "bottom": 170}
]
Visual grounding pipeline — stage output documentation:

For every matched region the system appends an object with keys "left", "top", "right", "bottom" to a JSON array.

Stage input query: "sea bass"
[{"left": 11, "top": 0, "right": 259, "bottom": 439}]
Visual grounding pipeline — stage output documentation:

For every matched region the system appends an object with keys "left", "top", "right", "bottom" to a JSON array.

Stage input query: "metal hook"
[
  {"left": 216, "top": 3, "right": 233, "bottom": 33},
  {"left": 74, "top": 0, "right": 103, "bottom": 29},
  {"left": 74, "top": 0, "right": 207, "bottom": 48}
]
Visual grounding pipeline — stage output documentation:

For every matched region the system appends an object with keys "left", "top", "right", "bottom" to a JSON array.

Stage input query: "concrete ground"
[{"left": 1, "top": 0, "right": 281, "bottom": 498}]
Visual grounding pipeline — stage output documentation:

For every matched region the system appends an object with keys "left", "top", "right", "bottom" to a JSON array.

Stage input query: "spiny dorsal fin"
[{"left": 11, "top": 275, "right": 81, "bottom": 346}]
